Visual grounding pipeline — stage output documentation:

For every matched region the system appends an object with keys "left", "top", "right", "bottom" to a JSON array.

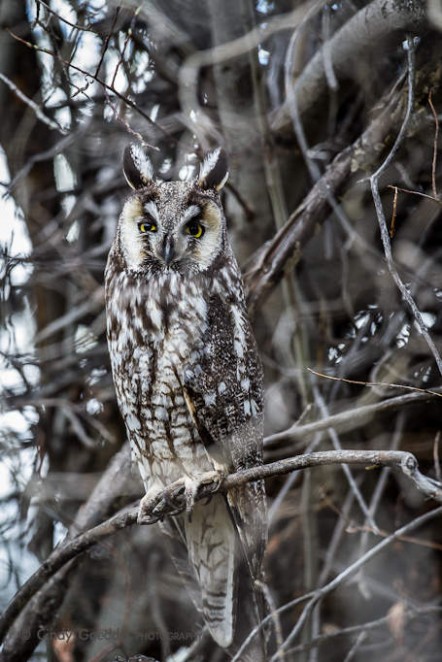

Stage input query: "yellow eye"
[
  {"left": 185, "top": 220, "right": 205, "bottom": 238},
  {"left": 138, "top": 221, "right": 157, "bottom": 233}
]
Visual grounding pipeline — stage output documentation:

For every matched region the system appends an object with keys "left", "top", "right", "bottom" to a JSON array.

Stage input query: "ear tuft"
[
  {"left": 123, "top": 144, "right": 154, "bottom": 190},
  {"left": 197, "top": 148, "right": 229, "bottom": 192}
]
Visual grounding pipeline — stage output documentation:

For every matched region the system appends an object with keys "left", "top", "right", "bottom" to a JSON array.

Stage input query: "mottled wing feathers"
[
  {"left": 183, "top": 289, "right": 263, "bottom": 469},
  {"left": 182, "top": 288, "right": 267, "bottom": 579}
]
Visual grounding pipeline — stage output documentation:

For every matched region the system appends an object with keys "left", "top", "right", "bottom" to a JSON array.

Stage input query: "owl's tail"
[{"left": 184, "top": 493, "right": 236, "bottom": 648}]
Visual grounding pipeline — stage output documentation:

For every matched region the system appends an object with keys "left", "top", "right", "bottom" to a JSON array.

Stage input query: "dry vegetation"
[{"left": 0, "top": 1, "right": 441, "bottom": 661}]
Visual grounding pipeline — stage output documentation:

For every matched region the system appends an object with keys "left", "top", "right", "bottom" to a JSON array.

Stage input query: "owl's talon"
[
  {"left": 200, "top": 469, "right": 226, "bottom": 491},
  {"left": 183, "top": 477, "right": 199, "bottom": 513},
  {"left": 138, "top": 479, "right": 191, "bottom": 523},
  {"left": 183, "top": 470, "right": 226, "bottom": 514},
  {"left": 161, "top": 483, "right": 187, "bottom": 516},
  {"left": 138, "top": 486, "right": 164, "bottom": 524}
]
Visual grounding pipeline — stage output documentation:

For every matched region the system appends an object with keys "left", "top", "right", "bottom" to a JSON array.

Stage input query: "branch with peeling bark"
[
  {"left": 1, "top": 448, "right": 441, "bottom": 651},
  {"left": 272, "top": 0, "right": 426, "bottom": 138}
]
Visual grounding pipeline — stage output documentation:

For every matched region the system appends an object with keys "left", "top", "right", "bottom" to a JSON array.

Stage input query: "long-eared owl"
[{"left": 105, "top": 145, "right": 267, "bottom": 651}]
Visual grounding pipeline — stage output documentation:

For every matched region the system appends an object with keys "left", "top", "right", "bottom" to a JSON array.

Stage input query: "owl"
[{"left": 105, "top": 145, "right": 267, "bottom": 653}]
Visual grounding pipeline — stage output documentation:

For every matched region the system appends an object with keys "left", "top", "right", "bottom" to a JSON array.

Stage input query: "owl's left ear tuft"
[
  {"left": 197, "top": 148, "right": 229, "bottom": 192},
  {"left": 123, "top": 143, "right": 154, "bottom": 190}
]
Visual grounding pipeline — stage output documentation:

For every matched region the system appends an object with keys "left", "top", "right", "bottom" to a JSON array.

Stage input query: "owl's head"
[{"left": 115, "top": 144, "right": 229, "bottom": 274}]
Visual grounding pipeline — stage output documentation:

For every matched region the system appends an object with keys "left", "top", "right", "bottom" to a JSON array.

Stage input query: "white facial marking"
[
  {"left": 192, "top": 204, "right": 222, "bottom": 270},
  {"left": 144, "top": 200, "right": 159, "bottom": 221},
  {"left": 119, "top": 198, "right": 144, "bottom": 266},
  {"left": 183, "top": 205, "right": 201, "bottom": 222}
]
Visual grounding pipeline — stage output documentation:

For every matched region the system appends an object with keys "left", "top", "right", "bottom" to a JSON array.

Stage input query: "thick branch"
[
  {"left": 245, "top": 81, "right": 407, "bottom": 312},
  {"left": 272, "top": 0, "right": 426, "bottom": 138},
  {"left": 1, "top": 448, "right": 441, "bottom": 648}
]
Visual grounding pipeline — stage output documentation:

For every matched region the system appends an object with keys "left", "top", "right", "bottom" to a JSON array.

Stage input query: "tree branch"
[
  {"left": 369, "top": 37, "right": 442, "bottom": 376},
  {"left": 265, "top": 389, "right": 442, "bottom": 452},
  {"left": 236, "top": 504, "right": 442, "bottom": 661},
  {"left": 272, "top": 0, "right": 426, "bottom": 138},
  {"left": 6, "top": 29, "right": 167, "bottom": 141},
  {"left": 1, "top": 448, "right": 441, "bottom": 648},
  {"left": 245, "top": 80, "right": 408, "bottom": 312}
]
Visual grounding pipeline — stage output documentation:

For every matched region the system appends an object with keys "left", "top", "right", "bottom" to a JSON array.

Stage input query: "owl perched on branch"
[{"left": 105, "top": 145, "right": 267, "bottom": 654}]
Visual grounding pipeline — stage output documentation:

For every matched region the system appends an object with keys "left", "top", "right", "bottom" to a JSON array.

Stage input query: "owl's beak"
[{"left": 162, "top": 235, "right": 175, "bottom": 266}]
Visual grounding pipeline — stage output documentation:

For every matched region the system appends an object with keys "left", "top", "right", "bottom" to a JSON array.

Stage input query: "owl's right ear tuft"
[
  {"left": 123, "top": 144, "right": 154, "bottom": 190},
  {"left": 197, "top": 148, "right": 229, "bottom": 192}
]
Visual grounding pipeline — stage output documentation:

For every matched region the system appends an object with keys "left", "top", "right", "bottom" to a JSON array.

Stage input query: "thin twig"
[
  {"left": 386, "top": 184, "right": 442, "bottom": 206},
  {"left": 428, "top": 91, "right": 439, "bottom": 199},
  {"left": 234, "top": 505, "right": 442, "bottom": 661},
  {"left": 433, "top": 431, "right": 441, "bottom": 483},
  {"left": 369, "top": 37, "right": 442, "bottom": 377},
  {"left": 390, "top": 185, "right": 399, "bottom": 238},
  {"left": 0, "top": 72, "right": 63, "bottom": 133},
  {"left": 7, "top": 30, "right": 167, "bottom": 140},
  {"left": 306, "top": 368, "right": 442, "bottom": 398},
  {"left": 35, "top": 0, "right": 97, "bottom": 33},
  {"left": 370, "top": 38, "right": 416, "bottom": 179},
  {"left": 265, "top": 388, "right": 442, "bottom": 451},
  {"left": 94, "top": 7, "right": 120, "bottom": 78},
  {"left": 356, "top": 412, "right": 405, "bottom": 598},
  {"left": 312, "top": 384, "right": 376, "bottom": 529},
  {"left": 342, "top": 631, "right": 366, "bottom": 662},
  {"left": 284, "top": 606, "right": 441, "bottom": 657}
]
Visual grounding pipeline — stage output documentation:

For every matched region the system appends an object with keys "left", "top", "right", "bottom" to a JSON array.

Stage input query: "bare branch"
[
  {"left": 285, "top": 606, "right": 441, "bottom": 657},
  {"left": 369, "top": 37, "right": 442, "bottom": 376},
  {"left": 1, "top": 448, "right": 441, "bottom": 648},
  {"left": 427, "top": 90, "right": 439, "bottom": 199},
  {"left": 234, "top": 505, "right": 442, "bottom": 661},
  {"left": 245, "top": 81, "right": 408, "bottom": 312},
  {"left": 6, "top": 29, "right": 167, "bottom": 141},
  {"left": 265, "top": 388, "right": 442, "bottom": 452},
  {"left": 272, "top": 0, "right": 427, "bottom": 137},
  {"left": 178, "top": 1, "right": 318, "bottom": 142},
  {"left": 0, "top": 72, "right": 63, "bottom": 133}
]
